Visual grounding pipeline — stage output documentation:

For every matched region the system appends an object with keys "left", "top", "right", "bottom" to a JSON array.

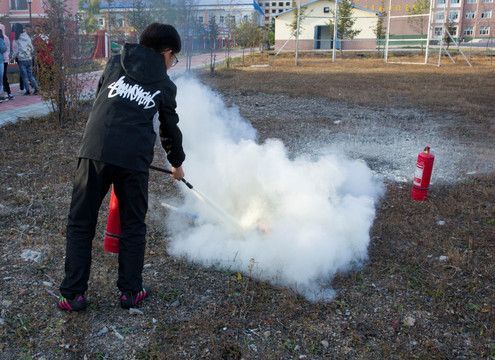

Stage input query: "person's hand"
[{"left": 171, "top": 166, "right": 184, "bottom": 181}]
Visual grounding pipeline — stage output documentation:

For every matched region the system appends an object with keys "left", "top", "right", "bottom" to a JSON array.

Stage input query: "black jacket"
[{"left": 79, "top": 43, "right": 185, "bottom": 172}]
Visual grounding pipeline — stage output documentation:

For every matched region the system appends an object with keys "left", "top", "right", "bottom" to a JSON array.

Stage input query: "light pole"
[{"left": 27, "top": 0, "right": 33, "bottom": 26}]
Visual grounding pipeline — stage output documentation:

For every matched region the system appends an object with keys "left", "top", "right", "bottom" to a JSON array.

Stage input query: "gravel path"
[{"left": 219, "top": 89, "right": 494, "bottom": 184}]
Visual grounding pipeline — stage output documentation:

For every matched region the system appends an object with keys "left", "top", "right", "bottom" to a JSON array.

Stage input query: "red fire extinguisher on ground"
[
  {"left": 411, "top": 146, "right": 435, "bottom": 201},
  {"left": 104, "top": 186, "right": 121, "bottom": 253}
]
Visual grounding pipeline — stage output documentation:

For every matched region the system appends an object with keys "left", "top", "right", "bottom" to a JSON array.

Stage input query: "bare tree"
[
  {"left": 372, "top": 0, "right": 387, "bottom": 55},
  {"left": 234, "top": 18, "right": 262, "bottom": 62},
  {"left": 328, "top": 0, "right": 362, "bottom": 55},
  {"left": 407, "top": 0, "right": 430, "bottom": 54},
  {"left": 40, "top": 0, "right": 92, "bottom": 126}
]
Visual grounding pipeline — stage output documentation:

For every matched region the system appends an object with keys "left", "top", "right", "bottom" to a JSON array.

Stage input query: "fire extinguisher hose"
[{"left": 149, "top": 165, "right": 193, "bottom": 189}]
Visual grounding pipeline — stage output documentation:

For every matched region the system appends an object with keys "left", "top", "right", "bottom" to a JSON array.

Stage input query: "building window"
[
  {"left": 272, "top": 2, "right": 276, "bottom": 5},
  {"left": 481, "top": 10, "right": 492, "bottom": 18},
  {"left": 437, "top": 0, "right": 446, "bottom": 6},
  {"left": 436, "top": 11, "right": 445, "bottom": 21},
  {"left": 10, "top": 0, "right": 28, "bottom": 10},
  {"left": 98, "top": 18, "right": 104, "bottom": 26},
  {"left": 450, "top": 0, "right": 460, "bottom": 5},
  {"left": 434, "top": 26, "right": 443, "bottom": 36},
  {"left": 483, "top": 0, "right": 493, "bottom": 3},
  {"left": 480, "top": 26, "right": 490, "bottom": 34},
  {"left": 265, "top": 2, "right": 269, "bottom": 6},
  {"left": 448, "top": 25, "right": 458, "bottom": 36},
  {"left": 466, "top": 0, "right": 476, "bottom": 3},
  {"left": 286, "top": 2, "right": 290, "bottom": 5},
  {"left": 463, "top": 26, "right": 473, "bottom": 35},
  {"left": 272, "top": 9, "right": 276, "bottom": 12},
  {"left": 220, "top": 16, "right": 224, "bottom": 23},
  {"left": 243, "top": 15, "right": 248, "bottom": 21},
  {"left": 198, "top": 16, "right": 203, "bottom": 23},
  {"left": 465, "top": 11, "right": 475, "bottom": 18},
  {"left": 265, "top": 9, "right": 269, "bottom": 13},
  {"left": 324, "top": 6, "right": 330, "bottom": 12},
  {"left": 449, "top": 10, "right": 459, "bottom": 21}
]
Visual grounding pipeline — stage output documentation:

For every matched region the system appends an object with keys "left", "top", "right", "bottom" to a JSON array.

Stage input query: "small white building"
[
  {"left": 190, "top": 0, "right": 265, "bottom": 28},
  {"left": 274, "top": 0, "right": 380, "bottom": 51},
  {"left": 189, "top": 0, "right": 265, "bottom": 47}
]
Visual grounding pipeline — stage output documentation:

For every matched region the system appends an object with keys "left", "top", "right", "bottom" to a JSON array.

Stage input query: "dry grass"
[
  {"left": 213, "top": 53, "right": 495, "bottom": 125},
  {"left": 0, "top": 54, "right": 494, "bottom": 359}
]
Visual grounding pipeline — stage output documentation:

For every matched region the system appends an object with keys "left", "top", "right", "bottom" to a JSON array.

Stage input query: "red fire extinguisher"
[
  {"left": 411, "top": 146, "right": 435, "bottom": 201},
  {"left": 104, "top": 186, "right": 121, "bottom": 253}
]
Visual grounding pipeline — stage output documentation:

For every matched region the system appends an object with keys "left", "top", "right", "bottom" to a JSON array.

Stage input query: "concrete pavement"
[{"left": 0, "top": 49, "right": 244, "bottom": 127}]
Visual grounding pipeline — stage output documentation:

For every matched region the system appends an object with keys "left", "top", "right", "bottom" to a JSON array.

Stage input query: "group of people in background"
[{"left": 0, "top": 22, "right": 52, "bottom": 103}]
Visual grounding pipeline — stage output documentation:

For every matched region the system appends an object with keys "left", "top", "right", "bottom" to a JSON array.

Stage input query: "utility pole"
[
  {"left": 332, "top": 0, "right": 338, "bottom": 62},
  {"left": 295, "top": 0, "right": 301, "bottom": 65},
  {"left": 27, "top": 0, "right": 33, "bottom": 26}
]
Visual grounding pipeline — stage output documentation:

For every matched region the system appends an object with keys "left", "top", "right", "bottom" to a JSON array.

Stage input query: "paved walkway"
[{"left": 0, "top": 49, "right": 244, "bottom": 127}]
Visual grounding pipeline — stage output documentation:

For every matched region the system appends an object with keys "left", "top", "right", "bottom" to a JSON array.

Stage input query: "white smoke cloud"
[{"left": 158, "top": 76, "right": 384, "bottom": 301}]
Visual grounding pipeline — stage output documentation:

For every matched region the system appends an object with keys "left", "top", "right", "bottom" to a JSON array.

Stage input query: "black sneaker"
[
  {"left": 58, "top": 294, "right": 86, "bottom": 311},
  {"left": 24, "top": 91, "right": 31, "bottom": 95},
  {"left": 8, "top": 94, "right": 14, "bottom": 100},
  {"left": 120, "top": 285, "right": 150, "bottom": 309}
]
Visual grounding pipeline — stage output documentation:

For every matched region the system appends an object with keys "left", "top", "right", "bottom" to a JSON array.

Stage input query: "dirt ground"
[{"left": 0, "top": 53, "right": 494, "bottom": 359}]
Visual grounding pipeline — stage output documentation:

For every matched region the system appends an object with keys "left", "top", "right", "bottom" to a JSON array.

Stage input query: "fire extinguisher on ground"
[
  {"left": 411, "top": 146, "right": 435, "bottom": 201},
  {"left": 104, "top": 186, "right": 121, "bottom": 253}
]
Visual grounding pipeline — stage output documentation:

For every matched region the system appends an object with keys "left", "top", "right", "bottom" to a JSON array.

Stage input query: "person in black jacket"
[{"left": 58, "top": 23, "right": 185, "bottom": 311}]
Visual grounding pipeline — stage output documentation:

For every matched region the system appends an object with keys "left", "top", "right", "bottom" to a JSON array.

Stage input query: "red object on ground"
[
  {"left": 411, "top": 146, "right": 435, "bottom": 201},
  {"left": 104, "top": 186, "right": 121, "bottom": 253}
]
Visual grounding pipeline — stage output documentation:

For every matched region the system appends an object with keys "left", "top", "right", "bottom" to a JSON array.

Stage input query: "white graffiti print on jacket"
[{"left": 107, "top": 76, "right": 161, "bottom": 109}]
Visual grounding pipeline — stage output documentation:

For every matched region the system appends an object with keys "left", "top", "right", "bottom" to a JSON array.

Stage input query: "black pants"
[
  {"left": 3, "top": 62, "right": 11, "bottom": 95},
  {"left": 60, "top": 158, "right": 149, "bottom": 298}
]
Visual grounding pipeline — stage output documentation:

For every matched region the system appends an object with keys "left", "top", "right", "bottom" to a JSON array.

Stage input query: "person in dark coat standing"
[{"left": 58, "top": 23, "right": 185, "bottom": 311}]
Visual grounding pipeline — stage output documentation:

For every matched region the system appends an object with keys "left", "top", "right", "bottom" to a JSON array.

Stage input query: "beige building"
[{"left": 274, "top": 0, "right": 380, "bottom": 50}]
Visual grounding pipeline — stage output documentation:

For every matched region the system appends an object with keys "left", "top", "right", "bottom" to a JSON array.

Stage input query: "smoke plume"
[{"left": 157, "top": 77, "right": 384, "bottom": 301}]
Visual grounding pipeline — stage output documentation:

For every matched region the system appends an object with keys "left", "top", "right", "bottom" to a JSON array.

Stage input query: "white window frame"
[
  {"left": 450, "top": 0, "right": 461, "bottom": 6},
  {"left": 465, "top": 11, "right": 475, "bottom": 18},
  {"left": 483, "top": 0, "right": 493, "bottom": 3},
  {"left": 448, "top": 25, "right": 458, "bottom": 36},
  {"left": 466, "top": 0, "right": 477, "bottom": 3},
  {"left": 480, "top": 26, "right": 490, "bottom": 34},
  {"left": 10, "top": 0, "right": 28, "bottom": 10},
  {"left": 434, "top": 26, "right": 443, "bottom": 37},
  {"left": 463, "top": 26, "right": 474, "bottom": 35},
  {"left": 481, "top": 10, "right": 492, "bottom": 18},
  {"left": 449, "top": 10, "right": 460, "bottom": 21},
  {"left": 436, "top": 11, "right": 445, "bottom": 21},
  {"left": 437, "top": 0, "right": 446, "bottom": 6}
]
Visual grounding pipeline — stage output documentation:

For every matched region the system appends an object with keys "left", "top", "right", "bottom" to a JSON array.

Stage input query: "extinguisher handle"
[{"left": 149, "top": 165, "right": 194, "bottom": 189}]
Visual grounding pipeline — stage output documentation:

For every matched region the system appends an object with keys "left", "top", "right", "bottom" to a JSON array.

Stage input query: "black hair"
[
  {"left": 13, "top": 23, "right": 23, "bottom": 40},
  {"left": 139, "top": 23, "right": 181, "bottom": 54}
]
